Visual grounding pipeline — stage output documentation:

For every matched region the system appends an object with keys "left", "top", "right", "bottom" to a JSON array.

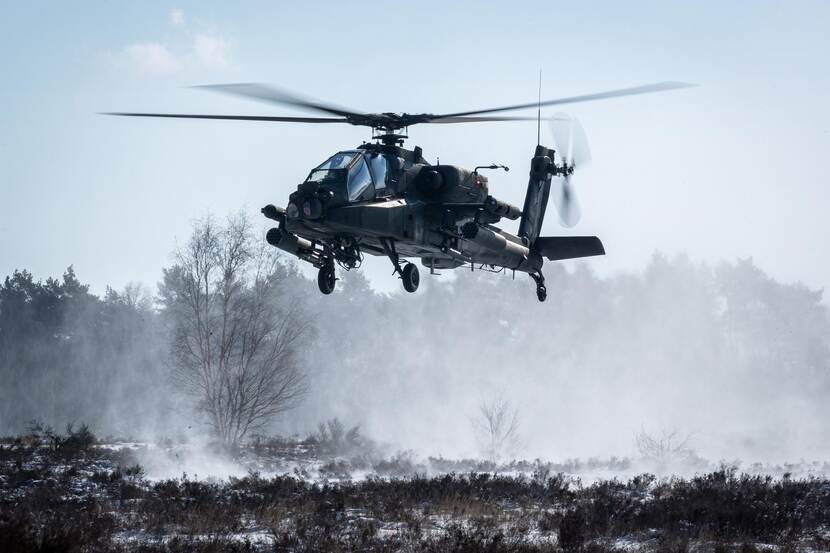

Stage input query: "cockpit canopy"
[{"left": 305, "top": 150, "right": 388, "bottom": 203}]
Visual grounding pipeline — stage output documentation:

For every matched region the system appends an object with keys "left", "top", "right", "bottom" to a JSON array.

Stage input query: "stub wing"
[{"left": 533, "top": 236, "right": 605, "bottom": 261}]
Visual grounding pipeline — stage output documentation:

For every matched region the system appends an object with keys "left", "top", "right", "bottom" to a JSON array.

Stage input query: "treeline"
[
  {"left": 0, "top": 268, "right": 167, "bottom": 435},
  {"left": 1, "top": 229, "right": 829, "bottom": 460}
]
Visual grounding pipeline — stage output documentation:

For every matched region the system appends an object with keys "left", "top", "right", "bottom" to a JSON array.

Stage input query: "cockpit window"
[
  {"left": 367, "top": 153, "right": 387, "bottom": 190},
  {"left": 304, "top": 151, "right": 376, "bottom": 202},
  {"left": 347, "top": 157, "right": 373, "bottom": 201},
  {"left": 317, "top": 151, "right": 357, "bottom": 170},
  {"left": 306, "top": 151, "right": 357, "bottom": 183}
]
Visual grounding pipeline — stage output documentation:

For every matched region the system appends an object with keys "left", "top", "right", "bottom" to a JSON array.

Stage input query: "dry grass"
[{"left": 2, "top": 435, "right": 830, "bottom": 552}]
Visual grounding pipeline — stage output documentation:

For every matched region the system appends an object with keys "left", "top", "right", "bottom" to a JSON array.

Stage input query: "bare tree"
[
  {"left": 121, "top": 281, "right": 153, "bottom": 311},
  {"left": 471, "top": 396, "right": 521, "bottom": 464},
  {"left": 161, "top": 213, "right": 309, "bottom": 448},
  {"left": 634, "top": 427, "right": 695, "bottom": 474}
]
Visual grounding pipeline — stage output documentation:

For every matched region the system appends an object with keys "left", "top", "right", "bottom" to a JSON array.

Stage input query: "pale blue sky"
[{"left": 1, "top": 1, "right": 829, "bottom": 294}]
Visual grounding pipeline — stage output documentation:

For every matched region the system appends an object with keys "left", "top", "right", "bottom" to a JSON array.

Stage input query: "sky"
[{"left": 1, "top": 1, "right": 829, "bottom": 295}]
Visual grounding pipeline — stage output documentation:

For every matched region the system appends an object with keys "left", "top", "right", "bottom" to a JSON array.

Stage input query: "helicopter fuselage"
[
  {"left": 264, "top": 142, "right": 541, "bottom": 275},
  {"left": 284, "top": 196, "right": 542, "bottom": 273}
]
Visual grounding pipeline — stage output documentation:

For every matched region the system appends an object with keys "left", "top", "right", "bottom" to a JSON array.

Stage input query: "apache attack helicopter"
[{"left": 107, "top": 81, "right": 694, "bottom": 301}]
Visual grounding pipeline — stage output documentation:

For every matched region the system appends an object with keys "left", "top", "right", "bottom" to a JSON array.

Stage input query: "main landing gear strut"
[
  {"left": 530, "top": 271, "right": 547, "bottom": 302},
  {"left": 380, "top": 238, "right": 419, "bottom": 293}
]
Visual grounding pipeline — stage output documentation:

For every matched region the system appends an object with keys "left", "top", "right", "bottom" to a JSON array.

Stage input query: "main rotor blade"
[
  {"left": 432, "top": 81, "right": 697, "bottom": 119},
  {"left": 102, "top": 112, "right": 348, "bottom": 123},
  {"left": 424, "top": 115, "right": 542, "bottom": 124},
  {"left": 192, "top": 83, "right": 367, "bottom": 119}
]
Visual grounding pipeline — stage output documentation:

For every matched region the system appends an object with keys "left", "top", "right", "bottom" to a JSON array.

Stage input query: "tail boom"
[{"left": 518, "top": 145, "right": 555, "bottom": 245}]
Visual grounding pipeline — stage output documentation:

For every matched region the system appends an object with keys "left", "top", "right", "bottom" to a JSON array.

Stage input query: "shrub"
[
  {"left": 373, "top": 450, "right": 422, "bottom": 477},
  {"left": 310, "top": 417, "right": 371, "bottom": 456},
  {"left": 61, "top": 423, "right": 96, "bottom": 453},
  {"left": 559, "top": 509, "right": 587, "bottom": 551}
]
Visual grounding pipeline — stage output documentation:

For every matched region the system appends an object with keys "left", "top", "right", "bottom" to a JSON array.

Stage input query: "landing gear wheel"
[
  {"left": 317, "top": 264, "right": 336, "bottom": 295},
  {"left": 401, "top": 263, "right": 420, "bottom": 293},
  {"left": 530, "top": 271, "right": 546, "bottom": 302}
]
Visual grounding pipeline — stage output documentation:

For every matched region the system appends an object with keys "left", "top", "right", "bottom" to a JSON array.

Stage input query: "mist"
[
  {"left": 291, "top": 253, "right": 830, "bottom": 463},
  {"left": 3, "top": 237, "right": 827, "bottom": 467}
]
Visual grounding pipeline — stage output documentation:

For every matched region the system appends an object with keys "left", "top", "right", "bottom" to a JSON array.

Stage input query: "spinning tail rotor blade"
[
  {"left": 551, "top": 174, "right": 582, "bottom": 228},
  {"left": 549, "top": 113, "right": 591, "bottom": 228},
  {"left": 550, "top": 113, "right": 591, "bottom": 166}
]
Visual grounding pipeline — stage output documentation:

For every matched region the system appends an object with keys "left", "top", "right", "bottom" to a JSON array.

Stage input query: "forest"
[{"left": 1, "top": 212, "right": 829, "bottom": 463}]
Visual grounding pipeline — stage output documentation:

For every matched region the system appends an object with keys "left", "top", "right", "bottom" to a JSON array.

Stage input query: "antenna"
[{"left": 537, "top": 69, "right": 542, "bottom": 146}]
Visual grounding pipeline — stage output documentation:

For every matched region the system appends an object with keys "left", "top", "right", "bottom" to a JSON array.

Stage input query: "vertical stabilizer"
[{"left": 518, "top": 145, "right": 555, "bottom": 245}]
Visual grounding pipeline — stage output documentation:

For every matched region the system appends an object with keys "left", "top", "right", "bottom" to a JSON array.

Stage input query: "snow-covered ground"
[{"left": 3, "top": 436, "right": 830, "bottom": 552}]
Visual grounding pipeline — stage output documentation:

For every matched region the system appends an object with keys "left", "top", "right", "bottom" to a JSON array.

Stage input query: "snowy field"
[{"left": 2, "top": 432, "right": 830, "bottom": 552}]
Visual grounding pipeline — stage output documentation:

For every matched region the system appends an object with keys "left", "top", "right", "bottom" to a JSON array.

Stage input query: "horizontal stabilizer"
[{"left": 533, "top": 236, "right": 605, "bottom": 261}]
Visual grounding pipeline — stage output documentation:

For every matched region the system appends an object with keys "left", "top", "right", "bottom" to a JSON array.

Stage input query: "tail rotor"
[{"left": 550, "top": 113, "right": 591, "bottom": 228}]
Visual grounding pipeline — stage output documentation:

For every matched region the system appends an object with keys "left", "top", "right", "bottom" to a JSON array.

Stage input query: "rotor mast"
[{"left": 372, "top": 126, "right": 408, "bottom": 146}]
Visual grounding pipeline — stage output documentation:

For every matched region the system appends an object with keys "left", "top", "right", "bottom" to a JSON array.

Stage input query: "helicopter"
[{"left": 107, "top": 81, "right": 694, "bottom": 301}]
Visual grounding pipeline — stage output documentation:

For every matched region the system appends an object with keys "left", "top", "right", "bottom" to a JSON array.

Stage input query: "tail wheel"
[
  {"left": 536, "top": 285, "right": 547, "bottom": 302},
  {"left": 317, "top": 264, "right": 336, "bottom": 295},
  {"left": 401, "top": 263, "right": 420, "bottom": 293}
]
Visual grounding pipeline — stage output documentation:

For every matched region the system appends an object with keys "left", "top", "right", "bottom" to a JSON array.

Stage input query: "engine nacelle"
[{"left": 416, "top": 169, "right": 444, "bottom": 195}]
